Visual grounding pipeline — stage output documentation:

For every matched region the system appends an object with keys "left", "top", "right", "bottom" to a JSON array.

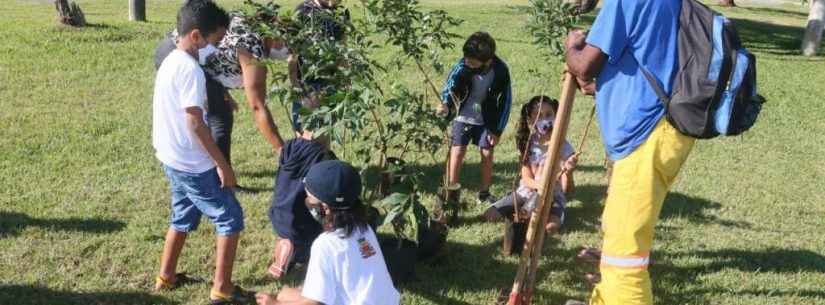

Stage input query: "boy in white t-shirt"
[
  {"left": 152, "top": 1, "right": 253, "bottom": 304},
  {"left": 255, "top": 160, "right": 401, "bottom": 305}
]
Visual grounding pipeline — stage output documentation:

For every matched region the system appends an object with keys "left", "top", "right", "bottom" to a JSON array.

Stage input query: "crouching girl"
[{"left": 483, "top": 96, "right": 577, "bottom": 233}]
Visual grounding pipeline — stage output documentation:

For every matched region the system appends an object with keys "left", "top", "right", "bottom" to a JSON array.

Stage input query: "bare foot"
[
  {"left": 545, "top": 215, "right": 561, "bottom": 233},
  {"left": 256, "top": 292, "right": 277, "bottom": 305},
  {"left": 576, "top": 247, "right": 602, "bottom": 266}
]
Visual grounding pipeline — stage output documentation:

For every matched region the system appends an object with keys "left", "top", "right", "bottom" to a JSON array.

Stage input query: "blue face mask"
[{"left": 535, "top": 117, "right": 554, "bottom": 135}]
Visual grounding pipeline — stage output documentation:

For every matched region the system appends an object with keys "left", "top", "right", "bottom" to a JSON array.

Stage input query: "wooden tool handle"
[{"left": 506, "top": 72, "right": 579, "bottom": 305}]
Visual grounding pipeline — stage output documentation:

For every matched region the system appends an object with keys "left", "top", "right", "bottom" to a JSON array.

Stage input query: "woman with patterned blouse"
[{"left": 156, "top": 13, "right": 288, "bottom": 180}]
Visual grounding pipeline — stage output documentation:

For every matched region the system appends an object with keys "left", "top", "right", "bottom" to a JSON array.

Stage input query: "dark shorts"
[{"left": 451, "top": 121, "right": 493, "bottom": 149}]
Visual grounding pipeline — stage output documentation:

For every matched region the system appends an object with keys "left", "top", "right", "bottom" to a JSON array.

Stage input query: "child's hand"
[
  {"left": 487, "top": 134, "right": 499, "bottom": 146},
  {"left": 564, "top": 155, "right": 578, "bottom": 171},
  {"left": 436, "top": 103, "right": 449, "bottom": 117},
  {"left": 217, "top": 165, "right": 238, "bottom": 189}
]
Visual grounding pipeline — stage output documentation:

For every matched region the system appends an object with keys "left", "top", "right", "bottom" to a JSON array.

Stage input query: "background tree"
[
  {"left": 129, "top": 0, "right": 146, "bottom": 22},
  {"left": 242, "top": 0, "right": 462, "bottom": 245},
  {"left": 802, "top": 0, "right": 824, "bottom": 56},
  {"left": 54, "top": 0, "right": 85, "bottom": 26}
]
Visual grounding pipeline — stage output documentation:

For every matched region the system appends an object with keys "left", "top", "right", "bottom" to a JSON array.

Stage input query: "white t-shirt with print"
[
  {"left": 152, "top": 49, "right": 214, "bottom": 173},
  {"left": 302, "top": 226, "right": 401, "bottom": 305}
]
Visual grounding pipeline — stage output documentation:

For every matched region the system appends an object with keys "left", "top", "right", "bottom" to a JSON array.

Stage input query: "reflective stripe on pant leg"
[{"left": 589, "top": 119, "right": 695, "bottom": 305}]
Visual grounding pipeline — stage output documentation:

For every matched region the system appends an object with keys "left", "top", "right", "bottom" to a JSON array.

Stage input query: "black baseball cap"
[{"left": 304, "top": 160, "right": 362, "bottom": 209}]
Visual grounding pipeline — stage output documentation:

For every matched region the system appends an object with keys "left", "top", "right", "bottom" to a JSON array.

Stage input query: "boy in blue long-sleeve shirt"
[{"left": 438, "top": 31, "right": 512, "bottom": 204}]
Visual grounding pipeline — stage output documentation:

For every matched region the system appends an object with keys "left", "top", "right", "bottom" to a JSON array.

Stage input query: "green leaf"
[{"left": 381, "top": 192, "right": 411, "bottom": 208}]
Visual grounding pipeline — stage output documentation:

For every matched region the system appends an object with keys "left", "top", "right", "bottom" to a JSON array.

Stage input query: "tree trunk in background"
[
  {"left": 54, "top": 0, "right": 85, "bottom": 26},
  {"left": 718, "top": 0, "right": 736, "bottom": 7},
  {"left": 129, "top": 0, "right": 146, "bottom": 22},
  {"left": 802, "top": 0, "right": 825, "bottom": 56}
]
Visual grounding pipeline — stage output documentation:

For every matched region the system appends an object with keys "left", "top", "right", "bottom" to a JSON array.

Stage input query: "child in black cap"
[{"left": 256, "top": 160, "right": 400, "bottom": 305}]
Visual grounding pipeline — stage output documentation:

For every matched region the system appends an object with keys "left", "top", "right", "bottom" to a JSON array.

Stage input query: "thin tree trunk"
[
  {"left": 54, "top": 0, "right": 85, "bottom": 26},
  {"left": 802, "top": 0, "right": 825, "bottom": 56},
  {"left": 129, "top": 0, "right": 146, "bottom": 22},
  {"left": 718, "top": 0, "right": 736, "bottom": 7}
]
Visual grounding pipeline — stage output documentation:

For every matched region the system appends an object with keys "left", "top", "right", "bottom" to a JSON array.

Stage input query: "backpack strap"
[{"left": 633, "top": 56, "right": 671, "bottom": 107}]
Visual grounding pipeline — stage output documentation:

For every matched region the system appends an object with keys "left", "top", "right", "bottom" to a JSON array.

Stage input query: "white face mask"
[
  {"left": 309, "top": 205, "right": 326, "bottom": 225},
  {"left": 198, "top": 44, "right": 219, "bottom": 65},
  {"left": 269, "top": 46, "right": 289, "bottom": 61}
]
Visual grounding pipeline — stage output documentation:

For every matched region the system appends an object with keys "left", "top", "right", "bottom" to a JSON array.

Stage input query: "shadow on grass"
[
  {"left": 730, "top": 18, "right": 806, "bottom": 56},
  {"left": 0, "top": 211, "right": 126, "bottom": 238},
  {"left": 564, "top": 184, "right": 751, "bottom": 234},
  {"left": 651, "top": 247, "right": 825, "bottom": 304},
  {"left": 400, "top": 238, "right": 577, "bottom": 305},
  {"left": 403, "top": 160, "right": 607, "bottom": 195},
  {"left": 731, "top": 6, "right": 809, "bottom": 19},
  {"left": 0, "top": 284, "right": 177, "bottom": 305}
]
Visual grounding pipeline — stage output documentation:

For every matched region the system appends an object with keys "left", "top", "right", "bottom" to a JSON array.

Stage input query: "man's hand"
[
  {"left": 487, "top": 133, "right": 499, "bottom": 147},
  {"left": 217, "top": 164, "right": 237, "bottom": 189},
  {"left": 436, "top": 103, "right": 449, "bottom": 117},
  {"left": 577, "top": 77, "right": 596, "bottom": 96},
  {"left": 301, "top": 93, "right": 320, "bottom": 110},
  {"left": 565, "top": 29, "right": 587, "bottom": 51},
  {"left": 565, "top": 29, "right": 607, "bottom": 81}
]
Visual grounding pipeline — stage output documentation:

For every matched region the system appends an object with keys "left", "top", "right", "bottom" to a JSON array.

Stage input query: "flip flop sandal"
[
  {"left": 154, "top": 273, "right": 204, "bottom": 291},
  {"left": 210, "top": 285, "right": 254, "bottom": 305},
  {"left": 267, "top": 239, "right": 294, "bottom": 279},
  {"left": 575, "top": 247, "right": 602, "bottom": 266}
]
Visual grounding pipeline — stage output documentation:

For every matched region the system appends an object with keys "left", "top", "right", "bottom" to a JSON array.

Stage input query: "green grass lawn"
[{"left": 1, "top": 0, "right": 824, "bottom": 304}]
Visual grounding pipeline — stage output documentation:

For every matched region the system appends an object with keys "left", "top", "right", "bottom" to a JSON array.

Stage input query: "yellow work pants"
[{"left": 589, "top": 119, "right": 695, "bottom": 305}]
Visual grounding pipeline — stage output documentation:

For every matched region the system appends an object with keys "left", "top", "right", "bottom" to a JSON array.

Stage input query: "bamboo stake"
[{"left": 506, "top": 72, "right": 578, "bottom": 305}]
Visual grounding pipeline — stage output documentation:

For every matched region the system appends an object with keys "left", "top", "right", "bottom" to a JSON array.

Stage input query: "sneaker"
[
  {"left": 267, "top": 239, "right": 295, "bottom": 279},
  {"left": 477, "top": 191, "right": 497, "bottom": 205},
  {"left": 564, "top": 300, "right": 587, "bottom": 305}
]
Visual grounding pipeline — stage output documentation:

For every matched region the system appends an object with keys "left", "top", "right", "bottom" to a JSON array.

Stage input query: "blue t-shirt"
[{"left": 586, "top": 0, "right": 681, "bottom": 160}]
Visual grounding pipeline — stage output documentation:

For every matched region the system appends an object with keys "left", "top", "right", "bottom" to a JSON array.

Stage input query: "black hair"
[
  {"left": 327, "top": 199, "right": 369, "bottom": 238},
  {"left": 516, "top": 96, "right": 559, "bottom": 163},
  {"left": 463, "top": 31, "right": 496, "bottom": 62},
  {"left": 176, "top": 0, "right": 230, "bottom": 37}
]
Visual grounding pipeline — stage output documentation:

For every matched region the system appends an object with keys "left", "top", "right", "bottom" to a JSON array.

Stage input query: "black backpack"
[{"left": 640, "top": 0, "right": 764, "bottom": 139}]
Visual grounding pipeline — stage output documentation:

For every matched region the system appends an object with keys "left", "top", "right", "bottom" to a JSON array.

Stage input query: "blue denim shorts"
[
  {"left": 162, "top": 165, "right": 245, "bottom": 236},
  {"left": 451, "top": 121, "right": 493, "bottom": 149}
]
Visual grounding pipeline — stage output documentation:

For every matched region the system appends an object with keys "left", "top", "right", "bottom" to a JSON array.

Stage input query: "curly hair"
[{"left": 515, "top": 96, "right": 559, "bottom": 163}]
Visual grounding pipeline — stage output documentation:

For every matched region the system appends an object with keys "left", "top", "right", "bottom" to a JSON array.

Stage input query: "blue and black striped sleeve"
[
  {"left": 441, "top": 59, "right": 465, "bottom": 105},
  {"left": 497, "top": 71, "right": 513, "bottom": 132}
]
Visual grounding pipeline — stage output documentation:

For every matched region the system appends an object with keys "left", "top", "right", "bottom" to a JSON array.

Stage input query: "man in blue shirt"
[{"left": 565, "top": 0, "right": 696, "bottom": 304}]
